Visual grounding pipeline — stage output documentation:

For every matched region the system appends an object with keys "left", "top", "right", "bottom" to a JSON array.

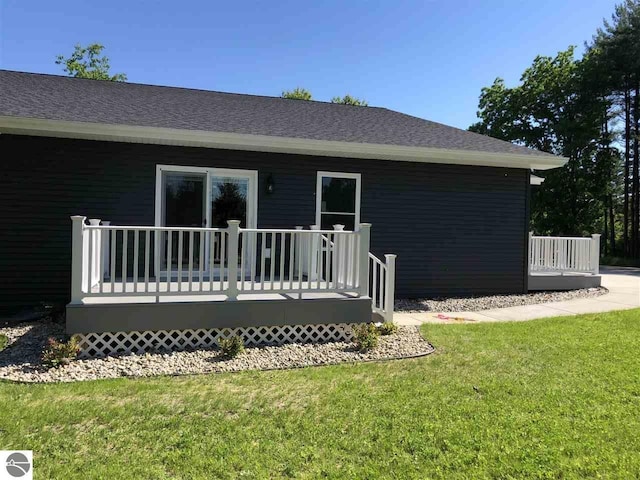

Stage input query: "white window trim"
[
  {"left": 154, "top": 164, "right": 258, "bottom": 229},
  {"left": 315, "top": 171, "right": 361, "bottom": 230}
]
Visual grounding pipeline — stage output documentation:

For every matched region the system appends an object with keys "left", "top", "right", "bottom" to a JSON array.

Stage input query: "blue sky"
[{"left": 0, "top": 0, "right": 619, "bottom": 129}]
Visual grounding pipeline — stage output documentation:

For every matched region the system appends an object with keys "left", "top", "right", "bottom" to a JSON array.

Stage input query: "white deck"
[
  {"left": 528, "top": 271, "right": 601, "bottom": 291},
  {"left": 529, "top": 271, "right": 598, "bottom": 278},
  {"left": 71, "top": 219, "right": 396, "bottom": 322},
  {"left": 528, "top": 234, "right": 602, "bottom": 290},
  {"left": 90, "top": 278, "right": 353, "bottom": 294},
  {"left": 82, "top": 280, "right": 360, "bottom": 304}
]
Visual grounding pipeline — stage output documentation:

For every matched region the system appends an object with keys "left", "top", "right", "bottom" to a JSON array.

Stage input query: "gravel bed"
[
  {"left": 396, "top": 287, "right": 608, "bottom": 312},
  {"left": 0, "top": 322, "right": 434, "bottom": 383}
]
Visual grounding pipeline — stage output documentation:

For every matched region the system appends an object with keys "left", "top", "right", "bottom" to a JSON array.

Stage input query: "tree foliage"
[
  {"left": 588, "top": 0, "right": 640, "bottom": 256},
  {"left": 471, "top": 0, "right": 640, "bottom": 259},
  {"left": 470, "top": 47, "right": 619, "bottom": 237},
  {"left": 281, "top": 89, "right": 368, "bottom": 105},
  {"left": 281, "top": 88, "right": 313, "bottom": 100},
  {"left": 330, "top": 94, "right": 368, "bottom": 106},
  {"left": 55, "top": 43, "right": 126, "bottom": 81}
]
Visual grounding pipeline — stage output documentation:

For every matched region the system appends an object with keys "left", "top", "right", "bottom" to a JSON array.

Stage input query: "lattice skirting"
[{"left": 76, "top": 323, "right": 361, "bottom": 358}]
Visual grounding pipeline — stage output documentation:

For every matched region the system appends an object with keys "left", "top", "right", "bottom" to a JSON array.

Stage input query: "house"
[{"left": 0, "top": 70, "right": 581, "bottom": 356}]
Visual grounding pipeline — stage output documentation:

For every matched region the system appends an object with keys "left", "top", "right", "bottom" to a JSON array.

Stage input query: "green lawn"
[{"left": 2, "top": 310, "right": 640, "bottom": 479}]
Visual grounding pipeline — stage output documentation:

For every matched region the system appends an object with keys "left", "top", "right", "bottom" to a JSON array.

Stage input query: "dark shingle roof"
[{"left": 0, "top": 69, "right": 554, "bottom": 158}]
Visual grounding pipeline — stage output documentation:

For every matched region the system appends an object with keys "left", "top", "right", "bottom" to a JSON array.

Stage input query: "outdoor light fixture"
[{"left": 266, "top": 173, "right": 275, "bottom": 194}]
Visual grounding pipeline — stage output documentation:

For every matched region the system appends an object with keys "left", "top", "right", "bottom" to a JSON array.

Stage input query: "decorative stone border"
[
  {"left": 76, "top": 323, "right": 360, "bottom": 358},
  {"left": 395, "top": 287, "right": 607, "bottom": 313},
  {"left": 0, "top": 323, "right": 434, "bottom": 384}
]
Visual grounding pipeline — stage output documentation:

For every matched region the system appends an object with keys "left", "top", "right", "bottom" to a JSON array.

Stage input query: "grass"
[{"left": 2, "top": 310, "right": 640, "bottom": 479}]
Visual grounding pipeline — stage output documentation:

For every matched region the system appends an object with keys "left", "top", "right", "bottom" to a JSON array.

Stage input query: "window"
[{"left": 315, "top": 171, "right": 361, "bottom": 231}]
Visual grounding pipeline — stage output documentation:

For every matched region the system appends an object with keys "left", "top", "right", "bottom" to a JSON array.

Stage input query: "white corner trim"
[
  {"left": 0, "top": 115, "right": 568, "bottom": 170},
  {"left": 530, "top": 174, "right": 545, "bottom": 185}
]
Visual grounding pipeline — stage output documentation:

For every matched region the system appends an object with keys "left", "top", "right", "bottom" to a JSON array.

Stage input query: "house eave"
[{"left": 0, "top": 116, "right": 568, "bottom": 170}]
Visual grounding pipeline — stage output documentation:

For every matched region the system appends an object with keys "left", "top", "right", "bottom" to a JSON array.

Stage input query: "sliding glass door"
[{"left": 156, "top": 166, "right": 257, "bottom": 277}]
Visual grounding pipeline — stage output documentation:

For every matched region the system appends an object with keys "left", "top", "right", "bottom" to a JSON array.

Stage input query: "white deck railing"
[
  {"left": 319, "top": 231, "right": 396, "bottom": 321},
  {"left": 529, "top": 233, "right": 601, "bottom": 275},
  {"left": 369, "top": 252, "right": 396, "bottom": 321},
  {"left": 70, "top": 216, "right": 397, "bottom": 321}
]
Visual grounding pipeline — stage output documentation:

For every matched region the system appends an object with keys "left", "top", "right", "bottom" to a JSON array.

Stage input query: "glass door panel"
[
  {"left": 161, "top": 172, "right": 206, "bottom": 273},
  {"left": 211, "top": 176, "right": 249, "bottom": 270},
  {"left": 210, "top": 177, "right": 248, "bottom": 228}
]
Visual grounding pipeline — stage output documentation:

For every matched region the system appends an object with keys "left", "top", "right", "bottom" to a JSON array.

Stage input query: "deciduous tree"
[
  {"left": 281, "top": 89, "right": 368, "bottom": 106},
  {"left": 470, "top": 47, "right": 619, "bottom": 239},
  {"left": 330, "top": 94, "right": 368, "bottom": 106},
  {"left": 56, "top": 43, "right": 126, "bottom": 82},
  {"left": 281, "top": 88, "right": 313, "bottom": 100},
  {"left": 588, "top": 0, "right": 640, "bottom": 257}
]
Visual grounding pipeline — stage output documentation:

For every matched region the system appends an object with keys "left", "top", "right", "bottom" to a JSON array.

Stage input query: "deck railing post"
[
  {"left": 294, "top": 226, "right": 304, "bottom": 275},
  {"left": 528, "top": 232, "right": 533, "bottom": 275},
  {"left": 357, "top": 223, "right": 371, "bottom": 296},
  {"left": 591, "top": 234, "right": 601, "bottom": 275},
  {"left": 384, "top": 254, "right": 397, "bottom": 322},
  {"left": 102, "top": 221, "right": 111, "bottom": 280},
  {"left": 227, "top": 220, "right": 241, "bottom": 300},
  {"left": 88, "top": 219, "right": 101, "bottom": 289},
  {"left": 310, "top": 225, "right": 320, "bottom": 282},
  {"left": 70, "top": 215, "right": 87, "bottom": 304},
  {"left": 333, "top": 224, "right": 345, "bottom": 288}
]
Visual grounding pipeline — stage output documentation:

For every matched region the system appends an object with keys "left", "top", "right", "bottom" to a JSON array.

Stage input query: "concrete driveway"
[{"left": 395, "top": 266, "right": 640, "bottom": 325}]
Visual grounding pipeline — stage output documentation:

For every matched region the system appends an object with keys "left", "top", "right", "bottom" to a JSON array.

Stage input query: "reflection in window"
[
  {"left": 318, "top": 174, "right": 360, "bottom": 230},
  {"left": 163, "top": 173, "right": 205, "bottom": 227},
  {"left": 211, "top": 177, "right": 248, "bottom": 228},
  {"left": 321, "top": 177, "right": 356, "bottom": 213}
]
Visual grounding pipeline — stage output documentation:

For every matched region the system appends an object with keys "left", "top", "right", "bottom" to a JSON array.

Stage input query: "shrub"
[
  {"left": 352, "top": 323, "right": 379, "bottom": 352},
  {"left": 377, "top": 322, "right": 398, "bottom": 336},
  {"left": 220, "top": 336, "right": 245, "bottom": 358},
  {"left": 0, "top": 334, "right": 8, "bottom": 352},
  {"left": 42, "top": 335, "right": 80, "bottom": 368}
]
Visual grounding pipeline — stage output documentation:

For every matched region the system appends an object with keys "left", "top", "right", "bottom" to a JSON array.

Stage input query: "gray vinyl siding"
[{"left": 0, "top": 135, "right": 528, "bottom": 312}]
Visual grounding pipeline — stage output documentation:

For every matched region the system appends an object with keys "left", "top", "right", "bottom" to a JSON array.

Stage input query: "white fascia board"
[{"left": 0, "top": 116, "right": 568, "bottom": 170}]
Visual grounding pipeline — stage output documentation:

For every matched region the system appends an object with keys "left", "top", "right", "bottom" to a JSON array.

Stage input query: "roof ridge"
[{"left": 0, "top": 69, "right": 380, "bottom": 110}]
